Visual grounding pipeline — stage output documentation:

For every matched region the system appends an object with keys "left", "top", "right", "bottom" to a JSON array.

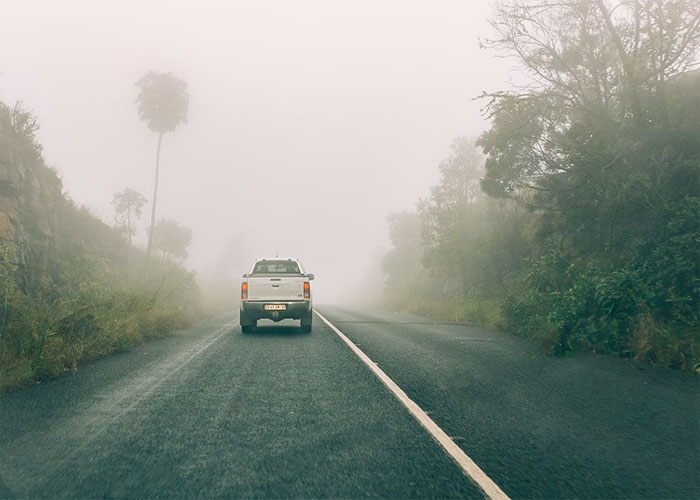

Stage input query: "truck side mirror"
[{"left": 307, "top": 273, "right": 315, "bottom": 281}]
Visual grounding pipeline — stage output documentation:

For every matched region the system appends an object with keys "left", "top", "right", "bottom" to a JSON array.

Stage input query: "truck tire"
[
  {"left": 300, "top": 312, "right": 312, "bottom": 333},
  {"left": 240, "top": 312, "right": 255, "bottom": 333}
]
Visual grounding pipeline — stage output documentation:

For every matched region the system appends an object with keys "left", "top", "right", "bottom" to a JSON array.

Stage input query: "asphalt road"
[
  {"left": 1, "top": 306, "right": 698, "bottom": 499},
  {"left": 318, "top": 306, "right": 700, "bottom": 500}
]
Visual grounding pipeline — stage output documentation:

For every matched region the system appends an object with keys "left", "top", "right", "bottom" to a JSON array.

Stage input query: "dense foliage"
[
  {"left": 0, "top": 102, "right": 200, "bottom": 393},
  {"left": 383, "top": 0, "right": 699, "bottom": 370},
  {"left": 0, "top": 244, "right": 199, "bottom": 392}
]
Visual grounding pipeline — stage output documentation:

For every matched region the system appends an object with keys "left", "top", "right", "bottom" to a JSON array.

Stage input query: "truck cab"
[{"left": 240, "top": 258, "right": 314, "bottom": 333}]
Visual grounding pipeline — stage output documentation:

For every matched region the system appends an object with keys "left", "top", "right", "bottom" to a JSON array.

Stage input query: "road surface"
[{"left": 1, "top": 306, "right": 698, "bottom": 499}]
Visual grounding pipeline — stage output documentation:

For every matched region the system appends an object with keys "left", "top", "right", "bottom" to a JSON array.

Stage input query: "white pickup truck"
[{"left": 240, "top": 258, "right": 314, "bottom": 333}]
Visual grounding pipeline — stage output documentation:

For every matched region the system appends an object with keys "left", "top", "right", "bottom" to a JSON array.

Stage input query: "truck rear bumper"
[{"left": 240, "top": 301, "right": 311, "bottom": 322}]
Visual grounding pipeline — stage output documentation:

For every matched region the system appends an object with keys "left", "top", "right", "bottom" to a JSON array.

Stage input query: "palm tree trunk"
[
  {"left": 127, "top": 206, "right": 132, "bottom": 246},
  {"left": 146, "top": 132, "right": 163, "bottom": 256}
]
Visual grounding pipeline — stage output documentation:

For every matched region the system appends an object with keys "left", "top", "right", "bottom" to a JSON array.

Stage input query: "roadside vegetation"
[
  {"left": 382, "top": 0, "right": 700, "bottom": 371},
  {"left": 0, "top": 243, "right": 199, "bottom": 393},
  {"left": 0, "top": 81, "right": 200, "bottom": 393}
]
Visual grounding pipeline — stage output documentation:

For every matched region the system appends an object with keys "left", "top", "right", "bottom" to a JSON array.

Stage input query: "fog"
[{"left": 1, "top": 0, "right": 511, "bottom": 303}]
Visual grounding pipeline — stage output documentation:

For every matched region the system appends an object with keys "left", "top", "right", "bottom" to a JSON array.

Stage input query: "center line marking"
[{"left": 314, "top": 310, "right": 510, "bottom": 500}]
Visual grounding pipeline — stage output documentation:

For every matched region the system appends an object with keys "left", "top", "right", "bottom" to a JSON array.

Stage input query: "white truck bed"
[{"left": 247, "top": 276, "right": 305, "bottom": 302}]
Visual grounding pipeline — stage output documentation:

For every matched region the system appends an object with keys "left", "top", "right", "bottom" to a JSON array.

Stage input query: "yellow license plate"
[{"left": 264, "top": 304, "right": 287, "bottom": 311}]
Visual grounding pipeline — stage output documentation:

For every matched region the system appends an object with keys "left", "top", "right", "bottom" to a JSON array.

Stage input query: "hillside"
[{"left": 0, "top": 102, "right": 200, "bottom": 392}]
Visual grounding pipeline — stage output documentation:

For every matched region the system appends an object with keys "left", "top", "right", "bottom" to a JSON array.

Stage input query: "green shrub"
[
  {"left": 0, "top": 244, "right": 200, "bottom": 393},
  {"left": 502, "top": 197, "right": 699, "bottom": 368},
  {"left": 631, "top": 314, "right": 699, "bottom": 371}
]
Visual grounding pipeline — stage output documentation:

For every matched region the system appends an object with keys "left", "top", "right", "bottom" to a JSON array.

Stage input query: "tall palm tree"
[{"left": 135, "top": 71, "right": 189, "bottom": 256}]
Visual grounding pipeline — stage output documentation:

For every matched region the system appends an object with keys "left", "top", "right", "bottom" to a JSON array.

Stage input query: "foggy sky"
[{"left": 1, "top": 0, "right": 512, "bottom": 302}]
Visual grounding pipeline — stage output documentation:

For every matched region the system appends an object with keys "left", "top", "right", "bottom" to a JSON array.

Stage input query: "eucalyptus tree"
[
  {"left": 135, "top": 72, "right": 189, "bottom": 256},
  {"left": 112, "top": 188, "right": 147, "bottom": 245},
  {"left": 478, "top": 0, "right": 700, "bottom": 253}
]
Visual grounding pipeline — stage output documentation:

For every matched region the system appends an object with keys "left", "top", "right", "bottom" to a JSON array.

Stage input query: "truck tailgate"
[{"left": 247, "top": 277, "right": 305, "bottom": 301}]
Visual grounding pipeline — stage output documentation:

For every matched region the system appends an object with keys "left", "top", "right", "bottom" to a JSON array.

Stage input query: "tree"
[
  {"left": 418, "top": 137, "right": 485, "bottom": 279},
  {"left": 152, "top": 219, "right": 192, "bottom": 262},
  {"left": 382, "top": 212, "right": 425, "bottom": 300},
  {"left": 417, "top": 137, "right": 532, "bottom": 297},
  {"left": 112, "top": 188, "right": 147, "bottom": 245},
  {"left": 473, "top": 0, "right": 700, "bottom": 361},
  {"left": 135, "top": 71, "right": 189, "bottom": 256},
  {"left": 478, "top": 0, "right": 700, "bottom": 254}
]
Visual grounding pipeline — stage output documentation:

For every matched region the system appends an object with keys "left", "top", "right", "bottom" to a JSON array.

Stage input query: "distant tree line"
[{"left": 383, "top": 0, "right": 699, "bottom": 370}]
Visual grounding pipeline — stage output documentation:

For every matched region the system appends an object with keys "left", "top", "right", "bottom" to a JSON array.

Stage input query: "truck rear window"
[{"left": 252, "top": 261, "right": 301, "bottom": 274}]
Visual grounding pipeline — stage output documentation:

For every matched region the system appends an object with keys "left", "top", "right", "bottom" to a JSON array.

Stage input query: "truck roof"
[
  {"left": 254, "top": 257, "right": 300, "bottom": 262},
  {"left": 249, "top": 258, "right": 305, "bottom": 275}
]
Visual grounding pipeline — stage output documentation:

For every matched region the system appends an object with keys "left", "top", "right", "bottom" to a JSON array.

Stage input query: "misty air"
[{"left": 1, "top": 1, "right": 698, "bottom": 499}]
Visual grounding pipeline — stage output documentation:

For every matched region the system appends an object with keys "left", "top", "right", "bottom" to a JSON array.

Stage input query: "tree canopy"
[
  {"left": 135, "top": 72, "right": 189, "bottom": 134},
  {"left": 478, "top": 0, "right": 700, "bottom": 254},
  {"left": 112, "top": 188, "right": 147, "bottom": 245}
]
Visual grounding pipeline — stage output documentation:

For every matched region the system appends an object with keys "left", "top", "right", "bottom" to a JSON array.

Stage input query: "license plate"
[{"left": 264, "top": 304, "right": 287, "bottom": 311}]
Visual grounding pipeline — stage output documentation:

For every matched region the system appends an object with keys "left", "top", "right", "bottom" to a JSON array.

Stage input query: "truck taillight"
[
  {"left": 304, "top": 281, "right": 310, "bottom": 299},
  {"left": 241, "top": 282, "right": 248, "bottom": 300}
]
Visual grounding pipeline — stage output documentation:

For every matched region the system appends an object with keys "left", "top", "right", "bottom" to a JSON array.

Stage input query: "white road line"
[{"left": 314, "top": 310, "right": 510, "bottom": 500}]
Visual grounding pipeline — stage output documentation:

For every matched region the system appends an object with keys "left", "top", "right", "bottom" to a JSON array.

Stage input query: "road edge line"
[{"left": 314, "top": 309, "right": 510, "bottom": 500}]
